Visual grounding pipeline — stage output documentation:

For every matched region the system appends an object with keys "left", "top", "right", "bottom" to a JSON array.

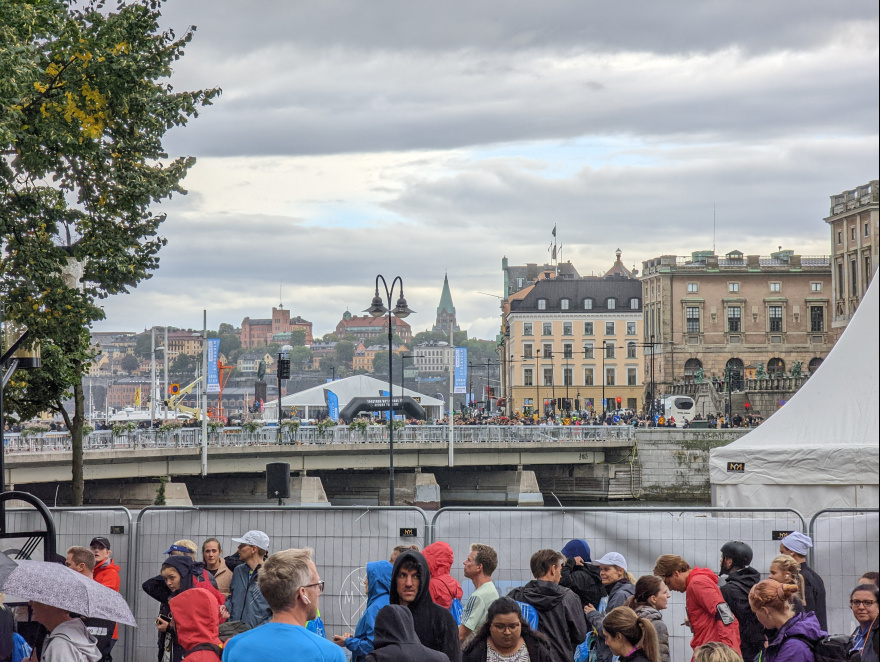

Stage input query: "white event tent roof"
[
  {"left": 262, "top": 374, "right": 445, "bottom": 421},
  {"left": 709, "top": 275, "right": 880, "bottom": 519}
]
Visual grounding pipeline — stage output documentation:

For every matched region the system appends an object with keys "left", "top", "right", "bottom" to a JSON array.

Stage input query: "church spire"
[{"left": 433, "top": 273, "right": 459, "bottom": 336}]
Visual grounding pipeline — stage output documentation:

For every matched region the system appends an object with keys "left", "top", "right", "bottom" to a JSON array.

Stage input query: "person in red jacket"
[
  {"left": 422, "top": 541, "right": 463, "bottom": 609},
  {"left": 653, "top": 555, "right": 740, "bottom": 659},
  {"left": 91, "top": 536, "right": 121, "bottom": 659},
  {"left": 168, "top": 588, "right": 222, "bottom": 662}
]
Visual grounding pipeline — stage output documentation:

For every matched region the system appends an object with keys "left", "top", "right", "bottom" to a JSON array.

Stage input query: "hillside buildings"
[
  {"left": 240, "top": 307, "right": 313, "bottom": 349},
  {"left": 335, "top": 311, "right": 412, "bottom": 345}
]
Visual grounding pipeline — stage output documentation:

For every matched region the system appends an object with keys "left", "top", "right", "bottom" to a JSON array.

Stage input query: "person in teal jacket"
[{"left": 333, "top": 560, "right": 393, "bottom": 661}]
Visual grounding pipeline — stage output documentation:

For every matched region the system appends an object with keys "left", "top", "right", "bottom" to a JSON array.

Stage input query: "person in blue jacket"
[{"left": 333, "top": 560, "right": 393, "bottom": 661}]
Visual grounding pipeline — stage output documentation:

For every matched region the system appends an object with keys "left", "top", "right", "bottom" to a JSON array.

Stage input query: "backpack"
[
  {"left": 450, "top": 597, "right": 463, "bottom": 625},
  {"left": 515, "top": 601, "right": 539, "bottom": 630},
  {"left": 184, "top": 643, "right": 222, "bottom": 659},
  {"left": 575, "top": 596, "right": 610, "bottom": 662},
  {"left": 781, "top": 633, "right": 859, "bottom": 662}
]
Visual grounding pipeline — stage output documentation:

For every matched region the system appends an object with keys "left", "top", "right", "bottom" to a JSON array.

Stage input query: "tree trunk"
[{"left": 60, "top": 372, "right": 86, "bottom": 507}]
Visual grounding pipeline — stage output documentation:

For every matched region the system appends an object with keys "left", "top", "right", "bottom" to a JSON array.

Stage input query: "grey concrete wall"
[{"left": 634, "top": 429, "right": 748, "bottom": 501}]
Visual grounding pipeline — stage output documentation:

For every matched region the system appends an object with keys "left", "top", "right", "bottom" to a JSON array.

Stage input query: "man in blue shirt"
[{"left": 222, "top": 547, "right": 344, "bottom": 662}]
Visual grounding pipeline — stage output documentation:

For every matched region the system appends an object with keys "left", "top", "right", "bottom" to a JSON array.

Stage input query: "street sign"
[
  {"left": 658, "top": 416, "right": 666, "bottom": 425},
  {"left": 169, "top": 383, "right": 180, "bottom": 394},
  {"left": 404, "top": 369, "right": 418, "bottom": 378}
]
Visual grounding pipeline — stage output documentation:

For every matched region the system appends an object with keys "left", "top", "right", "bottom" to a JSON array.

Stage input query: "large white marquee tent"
[
  {"left": 262, "top": 374, "right": 445, "bottom": 421},
  {"left": 709, "top": 275, "right": 879, "bottom": 519}
]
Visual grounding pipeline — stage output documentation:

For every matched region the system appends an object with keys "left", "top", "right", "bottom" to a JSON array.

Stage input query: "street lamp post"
[
  {"left": 365, "top": 275, "right": 414, "bottom": 506},
  {"left": 399, "top": 353, "right": 414, "bottom": 400}
]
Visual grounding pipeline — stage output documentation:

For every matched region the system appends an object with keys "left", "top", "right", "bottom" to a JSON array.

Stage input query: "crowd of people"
[{"left": 3, "top": 530, "right": 876, "bottom": 662}]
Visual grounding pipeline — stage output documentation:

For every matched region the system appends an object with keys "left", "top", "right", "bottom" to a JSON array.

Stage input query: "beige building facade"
[
  {"left": 501, "top": 275, "right": 644, "bottom": 417},
  {"left": 641, "top": 250, "right": 833, "bottom": 387},
  {"left": 824, "top": 179, "right": 878, "bottom": 334}
]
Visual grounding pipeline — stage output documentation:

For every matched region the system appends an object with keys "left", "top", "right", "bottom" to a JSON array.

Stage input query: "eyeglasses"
[
  {"left": 491, "top": 622, "right": 521, "bottom": 633},
  {"left": 303, "top": 581, "right": 325, "bottom": 594},
  {"left": 850, "top": 599, "right": 878, "bottom": 607}
]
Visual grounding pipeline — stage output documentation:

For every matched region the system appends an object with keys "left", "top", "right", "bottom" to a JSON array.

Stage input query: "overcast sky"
[{"left": 94, "top": 1, "right": 879, "bottom": 340}]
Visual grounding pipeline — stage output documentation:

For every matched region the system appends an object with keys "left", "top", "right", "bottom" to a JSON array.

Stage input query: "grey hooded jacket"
[{"left": 42, "top": 619, "right": 102, "bottom": 662}]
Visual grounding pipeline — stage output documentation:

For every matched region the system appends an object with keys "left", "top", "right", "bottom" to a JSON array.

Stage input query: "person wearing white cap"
[
  {"left": 780, "top": 531, "right": 827, "bottom": 630},
  {"left": 219, "top": 530, "right": 272, "bottom": 629},
  {"left": 584, "top": 552, "right": 635, "bottom": 662}
]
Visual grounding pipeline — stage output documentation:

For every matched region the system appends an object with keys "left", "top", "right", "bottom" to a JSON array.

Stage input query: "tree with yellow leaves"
[{"left": 0, "top": 0, "right": 220, "bottom": 504}]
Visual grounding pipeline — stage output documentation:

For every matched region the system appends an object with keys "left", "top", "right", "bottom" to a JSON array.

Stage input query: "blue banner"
[
  {"left": 326, "top": 390, "right": 339, "bottom": 422},
  {"left": 454, "top": 347, "right": 467, "bottom": 394},
  {"left": 206, "top": 338, "right": 221, "bottom": 393}
]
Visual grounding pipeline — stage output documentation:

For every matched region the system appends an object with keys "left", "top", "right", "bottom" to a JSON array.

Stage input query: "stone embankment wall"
[{"left": 634, "top": 429, "right": 749, "bottom": 501}]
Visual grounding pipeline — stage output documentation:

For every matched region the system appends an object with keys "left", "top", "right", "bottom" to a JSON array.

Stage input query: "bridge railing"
[{"left": 3, "top": 424, "right": 634, "bottom": 453}]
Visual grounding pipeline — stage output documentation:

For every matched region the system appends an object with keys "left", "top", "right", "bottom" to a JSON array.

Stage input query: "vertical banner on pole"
[
  {"left": 206, "top": 339, "right": 221, "bottom": 393},
  {"left": 325, "top": 390, "right": 339, "bottom": 422},
  {"left": 454, "top": 347, "right": 467, "bottom": 394}
]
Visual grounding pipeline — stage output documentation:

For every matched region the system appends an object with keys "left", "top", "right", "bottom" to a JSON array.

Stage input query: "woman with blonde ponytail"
[
  {"left": 768, "top": 555, "right": 806, "bottom": 610},
  {"left": 601, "top": 606, "right": 660, "bottom": 662},
  {"left": 748, "top": 579, "right": 827, "bottom": 661}
]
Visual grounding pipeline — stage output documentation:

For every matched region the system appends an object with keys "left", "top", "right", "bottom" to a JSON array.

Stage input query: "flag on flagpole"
[
  {"left": 552, "top": 245, "right": 557, "bottom": 260},
  {"left": 134, "top": 387, "right": 141, "bottom": 407},
  {"left": 552, "top": 224, "right": 557, "bottom": 238}
]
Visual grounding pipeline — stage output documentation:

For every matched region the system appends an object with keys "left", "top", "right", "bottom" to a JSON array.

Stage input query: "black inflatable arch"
[{"left": 338, "top": 396, "right": 426, "bottom": 423}]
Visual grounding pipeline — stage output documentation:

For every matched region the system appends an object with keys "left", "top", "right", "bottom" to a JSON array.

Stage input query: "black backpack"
[
  {"left": 788, "top": 633, "right": 859, "bottom": 662},
  {"left": 184, "top": 642, "right": 223, "bottom": 658}
]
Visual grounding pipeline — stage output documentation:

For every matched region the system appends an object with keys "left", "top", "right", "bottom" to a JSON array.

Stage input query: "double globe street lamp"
[{"left": 364, "top": 275, "right": 414, "bottom": 506}]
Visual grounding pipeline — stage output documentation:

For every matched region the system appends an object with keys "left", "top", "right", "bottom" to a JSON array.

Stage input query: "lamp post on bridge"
[{"left": 365, "top": 275, "right": 414, "bottom": 506}]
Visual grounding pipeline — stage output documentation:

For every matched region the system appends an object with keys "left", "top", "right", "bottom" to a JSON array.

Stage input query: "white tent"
[
  {"left": 263, "top": 374, "right": 445, "bottom": 421},
  {"left": 710, "top": 275, "right": 879, "bottom": 519}
]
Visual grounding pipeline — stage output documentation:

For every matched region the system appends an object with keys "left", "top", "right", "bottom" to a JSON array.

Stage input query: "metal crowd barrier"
[
  {"left": 429, "top": 506, "right": 806, "bottom": 662},
  {"left": 809, "top": 508, "right": 880, "bottom": 637}
]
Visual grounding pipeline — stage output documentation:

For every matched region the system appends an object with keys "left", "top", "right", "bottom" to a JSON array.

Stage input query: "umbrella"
[
  {"left": 0, "top": 560, "right": 136, "bottom": 627},
  {"left": 0, "top": 552, "right": 18, "bottom": 586}
]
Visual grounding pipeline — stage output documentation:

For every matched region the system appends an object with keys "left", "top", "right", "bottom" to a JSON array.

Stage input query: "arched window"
[
  {"left": 768, "top": 358, "right": 785, "bottom": 377},
  {"left": 726, "top": 358, "right": 744, "bottom": 390},
  {"left": 808, "top": 357, "right": 824, "bottom": 373},
  {"left": 684, "top": 358, "right": 702, "bottom": 380}
]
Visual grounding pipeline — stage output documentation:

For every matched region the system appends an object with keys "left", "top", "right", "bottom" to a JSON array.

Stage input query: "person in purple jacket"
[{"left": 749, "top": 578, "right": 827, "bottom": 662}]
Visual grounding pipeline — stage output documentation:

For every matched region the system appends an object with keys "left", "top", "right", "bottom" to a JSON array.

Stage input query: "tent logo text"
[{"left": 727, "top": 462, "right": 745, "bottom": 473}]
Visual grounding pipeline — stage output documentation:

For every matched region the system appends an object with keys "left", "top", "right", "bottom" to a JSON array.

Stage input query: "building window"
[
  {"left": 811, "top": 282, "right": 822, "bottom": 292},
  {"left": 866, "top": 256, "right": 872, "bottom": 284},
  {"left": 865, "top": 222, "right": 870, "bottom": 237},
  {"left": 543, "top": 368, "right": 553, "bottom": 386},
  {"left": 770, "top": 282, "right": 781, "bottom": 292},
  {"left": 561, "top": 298, "right": 570, "bottom": 310},
  {"left": 605, "top": 367, "right": 616, "bottom": 386},
  {"left": 523, "top": 344, "right": 533, "bottom": 359},
  {"left": 605, "top": 322, "right": 615, "bottom": 336},
  {"left": 627, "top": 367, "right": 637, "bottom": 386},
  {"left": 728, "top": 282, "right": 739, "bottom": 293},
  {"left": 838, "top": 231, "right": 842, "bottom": 244},
  {"left": 584, "top": 322, "right": 594, "bottom": 335},
  {"left": 542, "top": 322, "right": 552, "bottom": 336},
  {"left": 626, "top": 322, "right": 636, "bottom": 336},
  {"left": 538, "top": 299, "right": 547, "bottom": 310},
  {"left": 851, "top": 260, "right": 858, "bottom": 296},
  {"left": 810, "top": 306, "right": 824, "bottom": 332},
  {"left": 630, "top": 298, "right": 639, "bottom": 309},
  {"left": 605, "top": 343, "right": 615, "bottom": 359},
  {"left": 627, "top": 342, "right": 637, "bottom": 359},
  {"left": 563, "top": 368, "right": 573, "bottom": 386},
  {"left": 852, "top": 227, "right": 856, "bottom": 240},
  {"left": 517, "top": 277, "right": 524, "bottom": 288},
  {"left": 523, "top": 323, "right": 533, "bottom": 336},
  {"left": 562, "top": 322, "right": 573, "bottom": 336},
  {"left": 563, "top": 343, "right": 573, "bottom": 359},
  {"left": 542, "top": 343, "right": 553, "bottom": 358},
  {"left": 837, "top": 262, "right": 844, "bottom": 298},
  {"left": 584, "top": 367, "right": 594, "bottom": 385},
  {"left": 607, "top": 298, "right": 616, "bottom": 310},
  {"left": 583, "top": 343, "right": 594, "bottom": 359},
  {"left": 583, "top": 298, "right": 593, "bottom": 310},
  {"left": 808, "top": 357, "right": 823, "bottom": 373},
  {"left": 769, "top": 306, "right": 783, "bottom": 332},
  {"left": 768, "top": 358, "right": 785, "bottom": 377},
  {"left": 687, "top": 283, "right": 698, "bottom": 293},
  {"left": 523, "top": 368, "right": 533, "bottom": 386},
  {"left": 728, "top": 306, "right": 741, "bottom": 332},
  {"left": 686, "top": 307, "right": 700, "bottom": 334}
]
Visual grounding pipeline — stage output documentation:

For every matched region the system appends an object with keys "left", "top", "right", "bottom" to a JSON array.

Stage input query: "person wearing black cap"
[
  {"left": 90, "top": 536, "right": 120, "bottom": 659},
  {"left": 719, "top": 541, "right": 762, "bottom": 662}
]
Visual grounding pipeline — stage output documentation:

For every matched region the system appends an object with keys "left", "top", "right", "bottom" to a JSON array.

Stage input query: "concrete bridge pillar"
[
  {"left": 433, "top": 469, "right": 544, "bottom": 507},
  {"left": 322, "top": 471, "right": 441, "bottom": 509}
]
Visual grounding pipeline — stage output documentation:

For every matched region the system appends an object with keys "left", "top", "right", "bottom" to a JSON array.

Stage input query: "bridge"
[{"left": 5, "top": 425, "right": 639, "bottom": 508}]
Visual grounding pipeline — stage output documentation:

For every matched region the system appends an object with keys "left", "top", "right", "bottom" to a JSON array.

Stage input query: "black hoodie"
[
  {"left": 365, "top": 605, "right": 451, "bottom": 662},
  {"left": 389, "top": 551, "right": 461, "bottom": 662},
  {"left": 720, "top": 566, "right": 764, "bottom": 662},
  {"left": 507, "top": 580, "right": 587, "bottom": 662}
]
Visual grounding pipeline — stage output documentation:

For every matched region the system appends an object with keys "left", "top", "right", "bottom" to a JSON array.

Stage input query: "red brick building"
[
  {"left": 240, "top": 307, "right": 313, "bottom": 349},
  {"left": 335, "top": 310, "right": 412, "bottom": 344}
]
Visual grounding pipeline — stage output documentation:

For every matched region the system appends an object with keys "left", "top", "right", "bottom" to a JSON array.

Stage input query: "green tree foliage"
[
  {"left": 218, "top": 322, "right": 235, "bottom": 335},
  {"left": 289, "top": 329, "right": 306, "bottom": 347},
  {"left": 134, "top": 331, "right": 152, "bottom": 357},
  {"left": 0, "top": 0, "right": 219, "bottom": 504},
  {"left": 120, "top": 353, "right": 139, "bottom": 373},
  {"left": 169, "top": 352, "right": 194, "bottom": 375},
  {"left": 322, "top": 332, "right": 339, "bottom": 342},
  {"left": 218, "top": 333, "right": 240, "bottom": 359},
  {"left": 335, "top": 340, "right": 355, "bottom": 366},
  {"left": 319, "top": 356, "right": 338, "bottom": 373},
  {"left": 289, "top": 345, "right": 312, "bottom": 371}
]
